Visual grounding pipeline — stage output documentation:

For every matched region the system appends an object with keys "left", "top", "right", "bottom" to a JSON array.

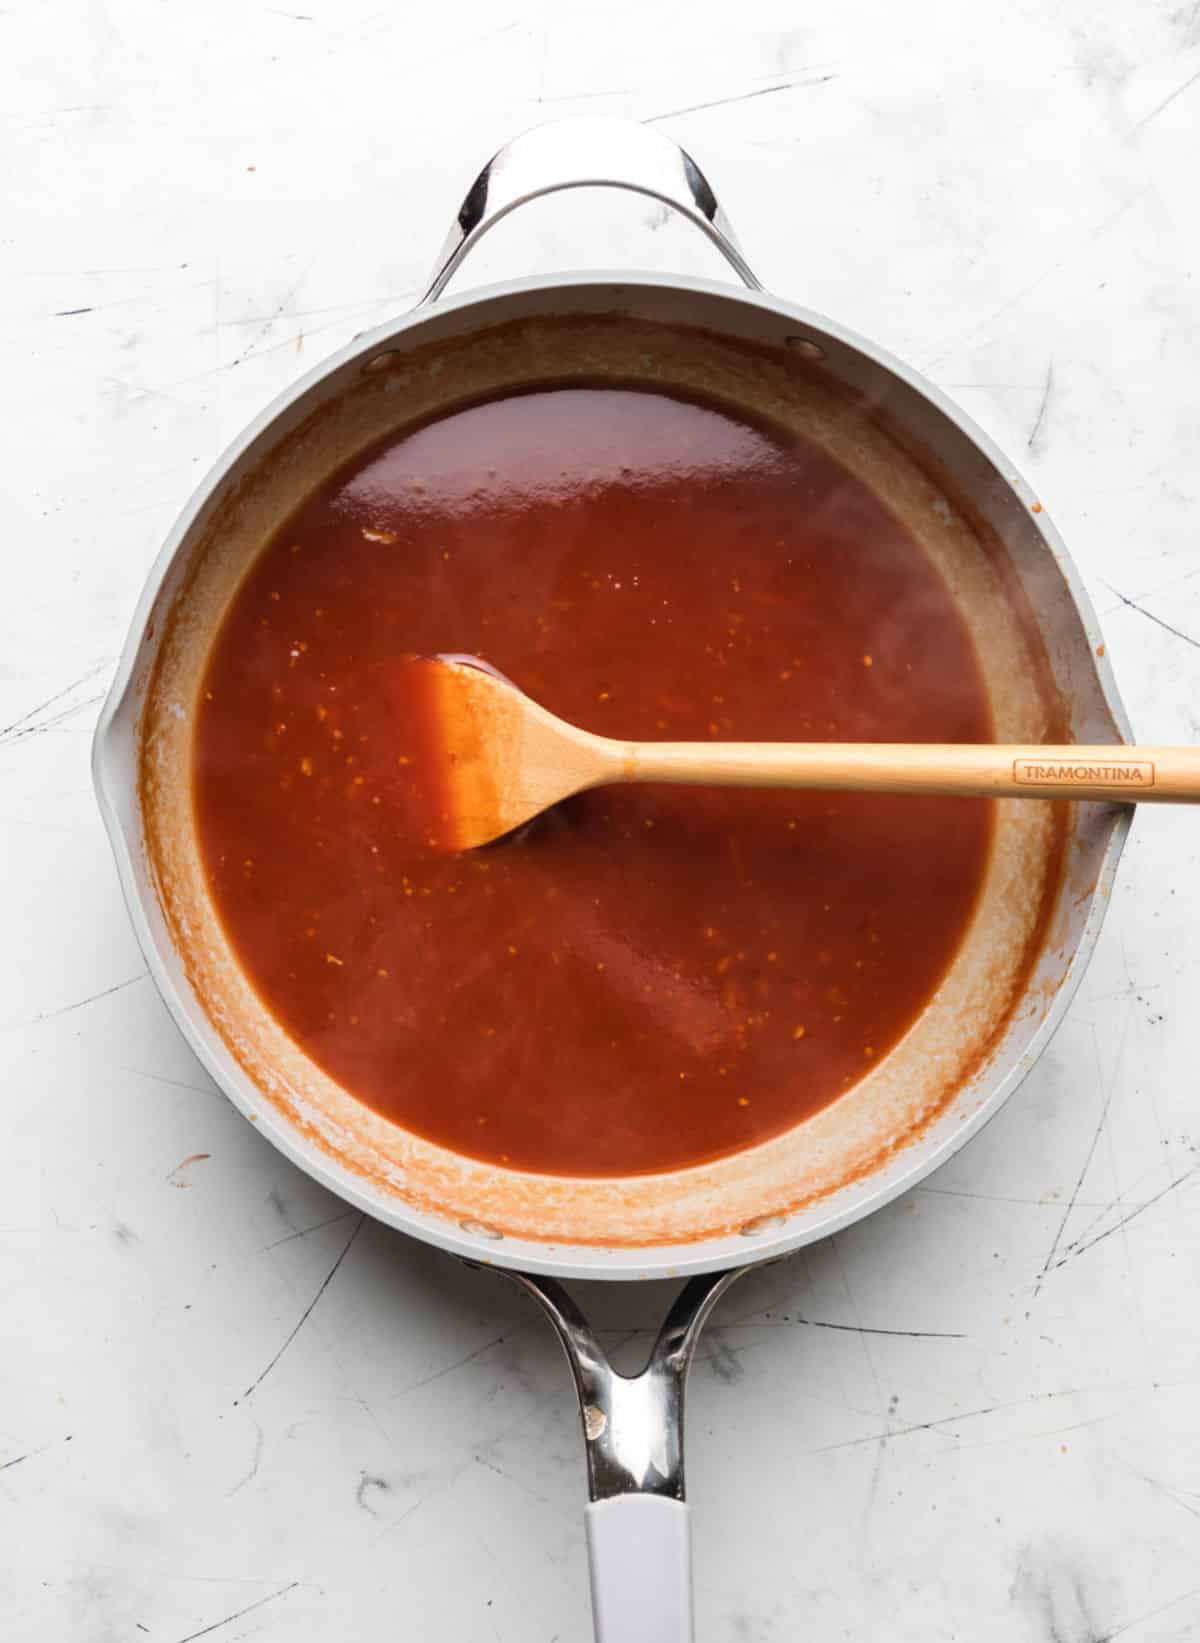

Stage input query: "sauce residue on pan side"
[{"left": 193, "top": 386, "right": 994, "bottom": 1176}]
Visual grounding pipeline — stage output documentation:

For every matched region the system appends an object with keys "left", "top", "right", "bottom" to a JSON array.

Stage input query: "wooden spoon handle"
[{"left": 622, "top": 743, "right": 1200, "bottom": 803}]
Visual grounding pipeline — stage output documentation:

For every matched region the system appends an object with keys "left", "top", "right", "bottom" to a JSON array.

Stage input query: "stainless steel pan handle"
[
  {"left": 420, "top": 116, "right": 763, "bottom": 303},
  {"left": 505, "top": 1266, "right": 746, "bottom": 1643}
]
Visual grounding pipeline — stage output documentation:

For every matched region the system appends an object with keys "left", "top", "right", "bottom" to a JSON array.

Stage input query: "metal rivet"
[
  {"left": 362, "top": 348, "right": 402, "bottom": 375},
  {"left": 460, "top": 1218, "right": 504, "bottom": 1241},
  {"left": 738, "top": 1213, "right": 787, "bottom": 1237},
  {"left": 785, "top": 336, "right": 825, "bottom": 361}
]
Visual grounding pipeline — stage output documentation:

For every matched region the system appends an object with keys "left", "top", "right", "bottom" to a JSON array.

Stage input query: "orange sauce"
[{"left": 194, "top": 386, "right": 993, "bottom": 1175}]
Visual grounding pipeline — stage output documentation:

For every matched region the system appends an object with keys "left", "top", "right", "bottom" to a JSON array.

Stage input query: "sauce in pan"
[{"left": 194, "top": 386, "right": 993, "bottom": 1176}]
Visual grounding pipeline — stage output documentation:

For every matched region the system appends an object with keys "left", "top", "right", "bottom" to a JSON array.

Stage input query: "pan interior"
[{"left": 138, "top": 309, "right": 1067, "bottom": 1248}]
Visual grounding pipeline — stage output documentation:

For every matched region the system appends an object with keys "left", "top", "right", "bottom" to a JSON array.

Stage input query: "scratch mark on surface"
[
  {"left": 1055, "top": 1151, "right": 1165, "bottom": 1256},
  {"left": 378, "top": 1492, "right": 437, "bottom": 1539},
  {"left": 264, "top": 1209, "right": 354, "bottom": 1250},
  {"left": 238, "top": 1213, "right": 365, "bottom": 1402},
  {"left": 723, "top": 1305, "right": 966, "bottom": 1339},
  {"left": 1099, "top": 1579, "right": 1200, "bottom": 1640},
  {"left": 27, "top": 971, "right": 148, "bottom": 1025},
  {"left": 1050, "top": 1162, "right": 1200, "bottom": 1272},
  {"left": 0, "top": 1433, "right": 72, "bottom": 1472},
  {"left": 1134, "top": 1470, "right": 1200, "bottom": 1522},
  {"left": 226, "top": 262, "right": 313, "bottom": 370},
  {"left": 1040, "top": 1415, "right": 1111, "bottom": 1444},
  {"left": 645, "top": 75, "right": 835, "bottom": 123},
  {"left": 860, "top": 1431, "right": 887, "bottom": 1542},
  {"left": 224, "top": 298, "right": 397, "bottom": 328},
  {"left": 141, "top": 294, "right": 416, "bottom": 399},
  {"left": 0, "top": 659, "right": 112, "bottom": 746},
  {"left": 0, "top": 686, "right": 105, "bottom": 739},
  {"left": 226, "top": 1420, "right": 264, "bottom": 1497},
  {"left": 831, "top": 1235, "right": 896, "bottom": 1446},
  {"left": 54, "top": 305, "right": 95, "bottom": 316},
  {"left": 789, "top": 1315, "right": 965, "bottom": 1340},
  {"left": 348, "top": 1390, "right": 391, "bottom": 1446},
  {"left": 1101, "top": 580, "right": 1200, "bottom": 652},
  {"left": 394, "top": 1331, "right": 510, "bottom": 1398},
  {"left": 1133, "top": 64, "right": 1200, "bottom": 131},
  {"left": 597, "top": 1326, "right": 649, "bottom": 1361},
  {"left": 171, "top": 1580, "right": 299, "bottom": 1643},
  {"left": 472, "top": 1453, "right": 553, "bottom": 1507},
  {"left": 1027, "top": 360, "right": 1054, "bottom": 450},
  {"left": 925, "top": 187, "right": 1151, "bottom": 369},
  {"left": 812, "top": 1387, "right": 1091, "bottom": 1454},
  {"left": 1114, "top": 561, "right": 1200, "bottom": 611},
  {"left": 918, "top": 1183, "right": 1087, "bottom": 1207},
  {"left": 1084, "top": 977, "right": 1162, "bottom": 1008},
  {"left": 123, "top": 1066, "right": 220, "bottom": 1099},
  {"left": 2, "top": 1448, "right": 40, "bottom": 1472},
  {"left": 1035, "top": 1027, "right": 1124, "bottom": 1293}
]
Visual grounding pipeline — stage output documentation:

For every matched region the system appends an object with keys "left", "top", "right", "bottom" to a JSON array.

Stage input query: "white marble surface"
[{"left": 4, "top": 2, "right": 1200, "bottom": 1638}]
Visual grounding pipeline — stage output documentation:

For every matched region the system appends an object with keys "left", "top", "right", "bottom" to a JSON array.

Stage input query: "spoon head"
[{"left": 384, "top": 655, "right": 610, "bottom": 852}]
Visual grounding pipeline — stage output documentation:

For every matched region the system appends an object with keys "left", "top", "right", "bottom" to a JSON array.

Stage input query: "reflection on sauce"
[{"left": 194, "top": 387, "right": 994, "bottom": 1176}]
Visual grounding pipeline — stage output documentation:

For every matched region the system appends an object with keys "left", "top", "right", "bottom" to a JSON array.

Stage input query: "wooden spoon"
[{"left": 393, "top": 655, "right": 1200, "bottom": 852}]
